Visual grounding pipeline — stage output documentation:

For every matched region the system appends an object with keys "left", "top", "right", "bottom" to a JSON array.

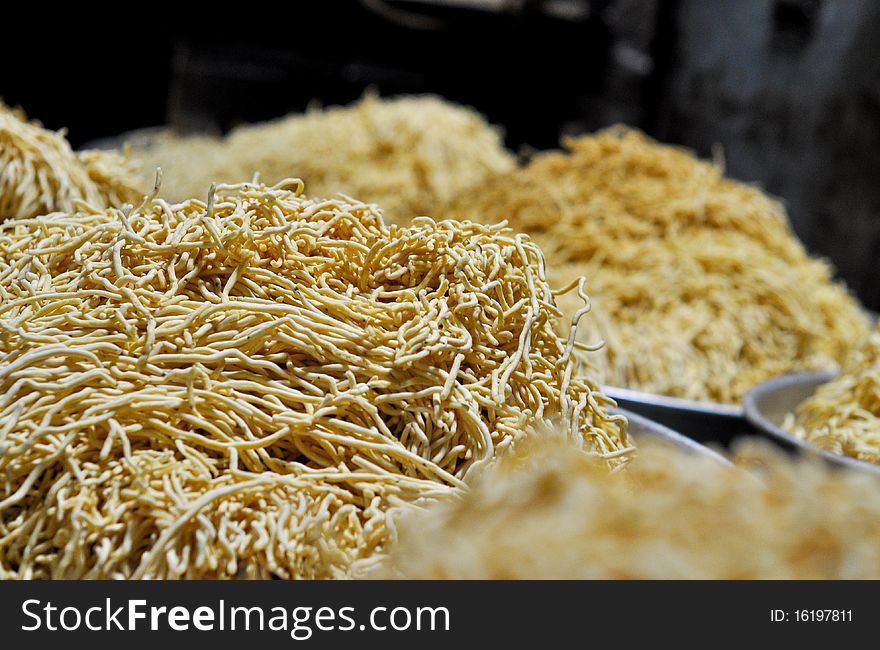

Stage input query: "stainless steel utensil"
[{"left": 743, "top": 370, "right": 880, "bottom": 475}]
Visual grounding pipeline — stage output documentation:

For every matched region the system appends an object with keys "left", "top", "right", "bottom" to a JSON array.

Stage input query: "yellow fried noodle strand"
[
  {"left": 0, "top": 179, "right": 629, "bottom": 579},
  {"left": 0, "top": 103, "right": 143, "bottom": 220},
  {"left": 786, "top": 328, "right": 880, "bottom": 464},
  {"left": 444, "top": 128, "right": 868, "bottom": 403}
]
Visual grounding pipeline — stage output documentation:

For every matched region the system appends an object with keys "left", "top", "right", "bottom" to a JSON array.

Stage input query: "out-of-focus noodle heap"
[
  {"left": 377, "top": 433, "right": 880, "bottom": 579},
  {"left": 785, "top": 329, "right": 880, "bottom": 464},
  {"left": 0, "top": 103, "right": 143, "bottom": 220},
  {"left": 444, "top": 128, "right": 869, "bottom": 403},
  {"left": 0, "top": 179, "right": 629, "bottom": 579},
  {"left": 127, "top": 95, "right": 516, "bottom": 222}
]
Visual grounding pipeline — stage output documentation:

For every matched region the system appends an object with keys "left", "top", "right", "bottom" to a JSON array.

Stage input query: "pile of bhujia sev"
[
  {"left": 0, "top": 177, "right": 630, "bottom": 579},
  {"left": 785, "top": 328, "right": 880, "bottom": 464},
  {"left": 126, "top": 94, "right": 516, "bottom": 223},
  {"left": 443, "top": 128, "right": 869, "bottom": 403},
  {"left": 377, "top": 431, "right": 880, "bottom": 579},
  {"left": 0, "top": 102, "right": 143, "bottom": 220}
]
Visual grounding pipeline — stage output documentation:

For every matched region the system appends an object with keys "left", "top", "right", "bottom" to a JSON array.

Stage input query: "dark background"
[{"left": 4, "top": 0, "right": 880, "bottom": 307}]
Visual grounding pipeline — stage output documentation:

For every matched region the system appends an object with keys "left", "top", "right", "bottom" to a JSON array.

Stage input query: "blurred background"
[{"left": 4, "top": 0, "right": 880, "bottom": 306}]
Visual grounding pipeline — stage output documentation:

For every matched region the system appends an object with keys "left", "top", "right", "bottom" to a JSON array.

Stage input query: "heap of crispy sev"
[
  {"left": 0, "top": 103, "right": 143, "bottom": 220},
  {"left": 0, "top": 178, "right": 629, "bottom": 579},
  {"left": 444, "top": 128, "right": 869, "bottom": 403},
  {"left": 126, "top": 94, "right": 516, "bottom": 222},
  {"left": 785, "top": 328, "right": 880, "bottom": 464},
  {"left": 377, "top": 432, "right": 880, "bottom": 579}
]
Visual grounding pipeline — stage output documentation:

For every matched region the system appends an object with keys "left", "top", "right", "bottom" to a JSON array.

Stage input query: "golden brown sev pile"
[
  {"left": 443, "top": 128, "right": 869, "bottom": 403},
  {"left": 0, "top": 103, "right": 143, "bottom": 220},
  {"left": 0, "top": 178, "right": 629, "bottom": 579},
  {"left": 377, "top": 432, "right": 880, "bottom": 579},
  {"left": 127, "top": 94, "right": 516, "bottom": 222},
  {"left": 785, "top": 329, "right": 880, "bottom": 464}
]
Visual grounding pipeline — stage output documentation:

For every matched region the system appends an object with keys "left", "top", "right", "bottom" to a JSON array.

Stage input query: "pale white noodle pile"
[{"left": 127, "top": 94, "right": 516, "bottom": 222}]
